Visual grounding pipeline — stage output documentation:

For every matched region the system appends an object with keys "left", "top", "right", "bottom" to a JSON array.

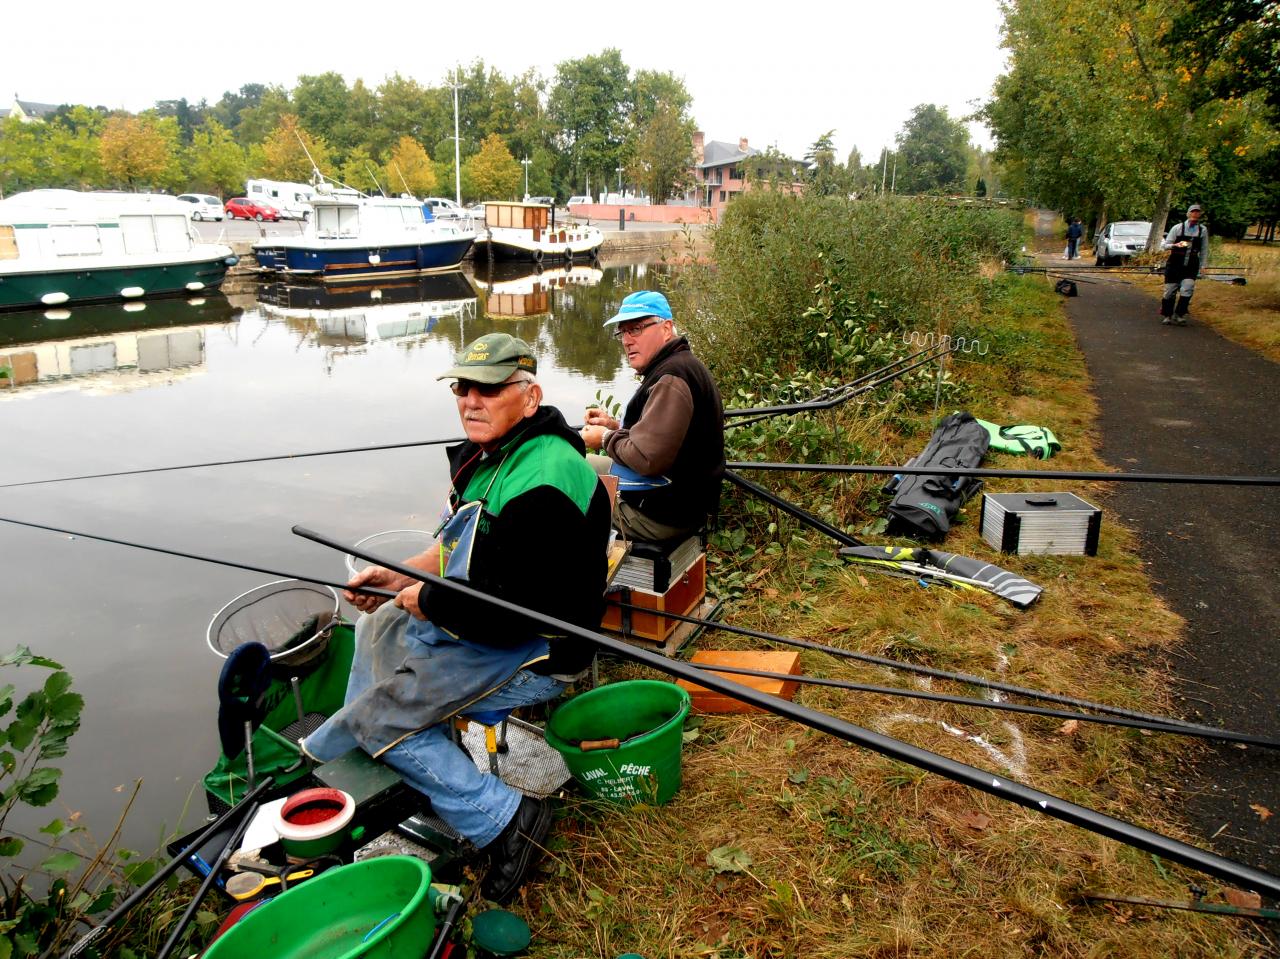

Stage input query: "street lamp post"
[
  {"left": 615, "top": 165, "right": 624, "bottom": 198},
  {"left": 521, "top": 156, "right": 532, "bottom": 200}
]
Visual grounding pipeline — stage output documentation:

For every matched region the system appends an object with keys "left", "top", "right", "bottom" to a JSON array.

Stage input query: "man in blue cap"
[{"left": 581, "top": 290, "right": 725, "bottom": 541}]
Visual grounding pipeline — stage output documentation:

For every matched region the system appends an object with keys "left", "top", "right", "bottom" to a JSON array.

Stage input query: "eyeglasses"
[
  {"left": 449, "top": 377, "right": 531, "bottom": 398},
  {"left": 612, "top": 320, "right": 661, "bottom": 340}
]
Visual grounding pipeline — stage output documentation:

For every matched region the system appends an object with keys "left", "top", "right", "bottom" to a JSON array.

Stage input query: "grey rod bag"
[{"left": 883, "top": 411, "right": 990, "bottom": 540}]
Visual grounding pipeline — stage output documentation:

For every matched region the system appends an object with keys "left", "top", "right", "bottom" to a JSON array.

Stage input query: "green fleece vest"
[{"left": 462, "top": 433, "right": 598, "bottom": 517}]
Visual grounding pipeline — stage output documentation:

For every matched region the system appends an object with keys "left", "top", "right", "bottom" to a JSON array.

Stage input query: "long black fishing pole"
[
  {"left": 725, "top": 469, "right": 862, "bottom": 547},
  {"left": 729, "top": 461, "right": 1280, "bottom": 487},
  {"left": 63, "top": 776, "right": 278, "bottom": 958},
  {"left": 682, "top": 662, "right": 1280, "bottom": 749},
  {"left": 605, "top": 599, "right": 1204, "bottom": 730},
  {"left": 0, "top": 437, "right": 469, "bottom": 491},
  {"left": 725, "top": 345, "right": 954, "bottom": 420},
  {"left": 0, "top": 515, "right": 395, "bottom": 600},
  {"left": 1, "top": 510, "right": 1201, "bottom": 737},
  {"left": 295, "top": 524, "right": 1280, "bottom": 898}
]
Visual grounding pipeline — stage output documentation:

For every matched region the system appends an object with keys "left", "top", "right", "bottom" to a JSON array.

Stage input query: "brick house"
[{"left": 688, "top": 132, "right": 804, "bottom": 219}]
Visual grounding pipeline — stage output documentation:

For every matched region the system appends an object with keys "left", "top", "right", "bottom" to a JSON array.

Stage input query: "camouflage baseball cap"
[{"left": 437, "top": 333, "right": 538, "bottom": 385}]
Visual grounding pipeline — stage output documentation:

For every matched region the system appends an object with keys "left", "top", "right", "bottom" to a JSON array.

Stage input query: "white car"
[
  {"left": 1094, "top": 220, "right": 1152, "bottom": 265},
  {"left": 422, "top": 197, "right": 467, "bottom": 221},
  {"left": 176, "top": 194, "right": 225, "bottom": 222}
]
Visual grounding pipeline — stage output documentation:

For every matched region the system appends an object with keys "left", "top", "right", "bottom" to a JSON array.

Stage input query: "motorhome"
[{"left": 246, "top": 179, "right": 316, "bottom": 220}]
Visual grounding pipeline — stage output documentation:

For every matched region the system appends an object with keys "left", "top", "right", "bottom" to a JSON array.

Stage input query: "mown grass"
[{"left": 515, "top": 222, "right": 1270, "bottom": 955}]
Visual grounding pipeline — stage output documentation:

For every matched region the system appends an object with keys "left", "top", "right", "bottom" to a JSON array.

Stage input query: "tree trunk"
[{"left": 1148, "top": 177, "right": 1176, "bottom": 252}]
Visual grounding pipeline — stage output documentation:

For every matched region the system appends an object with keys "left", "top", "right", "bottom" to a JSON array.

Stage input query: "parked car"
[
  {"left": 225, "top": 197, "right": 281, "bottom": 222},
  {"left": 176, "top": 193, "right": 225, "bottom": 221},
  {"left": 1094, "top": 220, "right": 1152, "bottom": 265},
  {"left": 566, "top": 195, "right": 592, "bottom": 207},
  {"left": 524, "top": 195, "right": 554, "bottom": 207},
  {"left": 421, "top": 197, "right": 467, "bottom": 221}
]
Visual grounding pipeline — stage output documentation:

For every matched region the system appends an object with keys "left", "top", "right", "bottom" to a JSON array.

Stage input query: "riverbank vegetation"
[{"left": 528, "top": 193, "right": 1266, "bottom": 956}]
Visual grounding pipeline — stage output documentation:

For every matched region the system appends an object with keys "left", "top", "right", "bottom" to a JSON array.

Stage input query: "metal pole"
[
  {"left": 452, "top": 67, "right": 462, "bottom": 206},
  {"left": 291, "top": 525, "right": 1280, "bottom": 899},
  {"left": 521, "top": 156, "right": 530, "bottom": 199},
  {"left": 726, "top": 461, "right": 1280, "bottom": 487},
  {"left": 880, "top": 149, "right": 888, "bottom": 193}
]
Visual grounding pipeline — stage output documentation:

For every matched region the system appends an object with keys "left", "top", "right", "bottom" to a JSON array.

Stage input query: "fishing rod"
[
  {"left": 728, "top": 461, "right": 1280, "bottom": 487},
  {"left": 680, "top": 661, "right": 1280, "bottom": 750},
  {"left": 605, "top": 599, "right": 1206, "bottom": 731},
  {"left": 0, "top": 436, "right": 469, "bottom": 491},
  {"left": 0, "top": 509, "right": 1195, "bottom": 736},
  {"left": 724, "top": 470, "right": 862, "bottom": 547},
  {"left": 295, "top": 524, "right": 1280, "bottom": 899},
  {"left": 0, "top": 515, "right": 395, "bottom": 601},
  {"left": 725, "top": 345, "right": 954, "bottom": 421}
]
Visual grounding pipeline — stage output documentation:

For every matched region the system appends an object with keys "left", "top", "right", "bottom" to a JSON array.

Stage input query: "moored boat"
[
  {"left": 473, "top": 261, "right": 603, "bottom": 318},
  {"left": 472, "top": 201, "right": 603, "bottom": 264},
  {"left": 0, "top": 190, "right": 239, "bottom": 312},
  {"left": 252, "top": 188, "right": 475, "bottom": 282}
]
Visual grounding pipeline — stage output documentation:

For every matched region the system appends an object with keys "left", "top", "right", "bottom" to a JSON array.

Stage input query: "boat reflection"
[
  {"left": 0, "top": 296, "right": 238, "bottom": 397},
  {"left": 473, "top": 262, "right": 604, "bottom": 319},
  {"left": 256, "top": 272, "right": 479, "bottom": 352}
]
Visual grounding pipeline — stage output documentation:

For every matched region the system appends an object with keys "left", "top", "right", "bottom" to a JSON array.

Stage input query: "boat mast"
[{"left": 450, "top": 66, "right": 462, "bottom": 206}]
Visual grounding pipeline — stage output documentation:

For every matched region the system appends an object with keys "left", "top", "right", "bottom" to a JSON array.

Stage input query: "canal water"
[{"left": 0, "top": 256, "right": 663, "bottom": 852}]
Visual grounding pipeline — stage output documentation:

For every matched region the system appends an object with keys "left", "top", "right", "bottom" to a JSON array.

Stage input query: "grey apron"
[{"left": 302, "top": 495, "right": 549, "bottom": 760}]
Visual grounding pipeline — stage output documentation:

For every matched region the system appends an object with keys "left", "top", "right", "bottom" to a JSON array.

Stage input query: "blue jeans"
[{"left": 380, "top": 669, "right": 566, "bottom": 848}]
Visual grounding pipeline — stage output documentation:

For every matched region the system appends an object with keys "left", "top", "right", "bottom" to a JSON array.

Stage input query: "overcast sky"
[{"left": 4, "top": 1, "right": 1008, "bottom": 163}]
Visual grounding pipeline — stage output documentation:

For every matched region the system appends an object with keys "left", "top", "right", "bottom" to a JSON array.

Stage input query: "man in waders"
[
  {"left": 580, "top": 290, "right": 725, "bottom": 542},
  {"left": 1159, "top": 204, "right": 1209, "bottom": 326},
  {"left": 301, "top": 333, "right": 611, "bottom": 903}
]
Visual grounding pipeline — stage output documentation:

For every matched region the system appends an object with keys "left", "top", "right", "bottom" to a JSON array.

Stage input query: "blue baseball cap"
[{"left": 604, "top": 290, "right": 673, "bottom": 326}]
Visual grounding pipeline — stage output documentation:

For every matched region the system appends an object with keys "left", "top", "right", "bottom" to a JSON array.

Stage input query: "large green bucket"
[
  {"left": 202, "top": 856, "right": 434, "bottom": 959},
  {"left": 545, "top": 680, "right": 690, "bottom": 805}
]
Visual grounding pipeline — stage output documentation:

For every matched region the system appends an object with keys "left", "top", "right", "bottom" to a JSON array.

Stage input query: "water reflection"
[
  {"left": 0, "top": 297, "right": 238, "bottom": 397},
  {"left": 0, "top": 257, "right": 664, "bottom": 852}
]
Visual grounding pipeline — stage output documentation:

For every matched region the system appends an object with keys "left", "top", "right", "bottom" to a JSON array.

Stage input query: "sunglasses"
[
  {"left": 612, "top": 320, "right": 661, "bottom": 340},
  {"left": 449, "top": 377, "right": 529, "bottom": 398}
]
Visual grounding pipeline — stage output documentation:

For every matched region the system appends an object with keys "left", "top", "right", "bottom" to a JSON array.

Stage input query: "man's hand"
[
  {"left": 584, "top": 407, "right": 620, "bottom": 430},
  {"left": 393, "top": 584, "right": 428, "bottom": 620},
  {"left": 581, "top": 424, "right": 609, "bottom": 452},
  {"left": 344, "top": 564, "right": 416, "bottom": 614}
]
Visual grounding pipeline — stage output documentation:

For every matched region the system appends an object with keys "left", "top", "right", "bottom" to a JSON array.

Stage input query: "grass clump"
[{"left": 514, "top": 197, "right": 1270, "bottom": 957}]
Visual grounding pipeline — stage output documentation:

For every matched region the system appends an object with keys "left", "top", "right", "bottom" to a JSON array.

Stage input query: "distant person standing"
[
  {"left": 1159, "top": 204, "right": 1209, "bottom": 326},
  {"left": 1066, "top": 218, "right": 1084, "bottom": 259}
]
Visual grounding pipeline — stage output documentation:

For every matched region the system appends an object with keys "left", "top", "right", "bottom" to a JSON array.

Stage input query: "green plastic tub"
[
  {"left": 202, "top": 856, "right": 434, "bottom": 959},
  {"left": 545, "top": 680, "right": 690, "bottom": 805}
]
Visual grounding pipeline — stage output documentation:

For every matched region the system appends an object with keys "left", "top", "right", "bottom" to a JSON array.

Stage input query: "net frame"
[
  {"left": 343, "top": 529, "right": 434, "bottom": 579},
  {"left": 206, "top": 579, "right": 339, "bottom": 666}
]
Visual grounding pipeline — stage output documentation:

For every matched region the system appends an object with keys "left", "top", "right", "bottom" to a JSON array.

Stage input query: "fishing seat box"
[
  {"left": 601, "top": 534, "right": 707, "bottom": 644},
  {"left": 980, "top": 492, "right": 1101, "bottom": 556}
]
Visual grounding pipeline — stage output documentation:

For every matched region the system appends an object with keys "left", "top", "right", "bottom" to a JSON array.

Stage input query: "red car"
[{"left": 225, "top": 197, "right": 281, "bottom": 222}]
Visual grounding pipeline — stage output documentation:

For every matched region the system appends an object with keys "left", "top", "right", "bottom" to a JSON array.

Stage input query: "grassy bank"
[{"left": 523, "top": 195, "right": 1263, "bottom": 957}]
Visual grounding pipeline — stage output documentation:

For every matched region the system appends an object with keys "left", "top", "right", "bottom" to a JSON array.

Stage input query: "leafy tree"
[
  {"left": 384, "top": 136, "right": 438, "bottom": 197},
  {"left": 548, "top": 49, "right": 631, "bottom": 196},
  {"left": 187, "top": 119, "right": 247, "bottom": 197},
  {"left": 373, "top": 74, "right": 445, "bottom": 161},
  {"left": 630, "top": 70, "right": 693, "bottom": 130},
  {"left": 153, "top": 97, "right": 205, "bottom": 144},
  {"left": 235, "top": 85, "right": 292, "bottom": 147},
  {"left": 293, "top": 72, "right": 352, "bottom": 150},
  {"left": 805, "top": 130, "right": 852, "bottom": 196},
  {"left": 46, "top": 107, "right": 106, "bottom": 189},
  {"left": 976, "top": 176, "right": 988, "bottom": 197},
  {"left": 209, "top": 83, "right": 267, "bottom": 135},
  {"left": 258, "top": 114, "right": 332, "bottom": 181},
  {"left": 893, "top": 104, "right": 969, "bottom": 195},
  {"left": 463, "top": 133, "right": 521, "bottom": 201},
  {"left": 339, "top": 145, "right": 383, "bottom": 195},
  {"left": 0, "top": 116, "right": 42, "bottom": 195},
  {"left": 627, "top": 102, "right": 696, "bottom": 202},
  {"left": 98, "top": 114, "right": 180, "bottom": 190}
]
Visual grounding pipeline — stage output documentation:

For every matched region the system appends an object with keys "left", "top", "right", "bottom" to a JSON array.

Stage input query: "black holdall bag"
[{"left": 883, "top": 411, "right": 991, "bottom": 540}]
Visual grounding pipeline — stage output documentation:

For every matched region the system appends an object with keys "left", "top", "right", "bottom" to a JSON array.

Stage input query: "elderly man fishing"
[
  {"left": 580, "top": 290, "right": 725, "bottom": 542},
  {"left": 300, "top": 332, "right": 611, "bottom": 903}
]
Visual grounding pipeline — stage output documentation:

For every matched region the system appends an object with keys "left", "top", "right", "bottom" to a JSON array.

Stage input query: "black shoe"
[{"left": 481, "top": 795, "right": 553, "bottom": 903}]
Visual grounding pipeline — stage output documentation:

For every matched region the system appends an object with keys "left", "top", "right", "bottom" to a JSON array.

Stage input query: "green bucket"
[
  {"left": 202, "top": 856, "right": 434, "bottom": 959},
  {"left": 545, "top": 680, "right": 690, "bottom": 805}
]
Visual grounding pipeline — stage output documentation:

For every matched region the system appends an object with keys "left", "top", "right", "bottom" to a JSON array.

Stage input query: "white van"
[{"left": 246, "top": 179, "right": 315, "bottom": 220}]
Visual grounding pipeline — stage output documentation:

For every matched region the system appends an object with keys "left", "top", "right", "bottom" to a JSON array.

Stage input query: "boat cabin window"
[
  {"left": 118, "top": 215, "right": 193, "bottom": 255},
  {"left": 315, "top": 205, "right": 360, "bottom": 237},
  {"left": 50, "top": 224, "right": 102, "bottom": 257},
  {"left": 0, "top": 226, "right": 17, "bottom": 260}
]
